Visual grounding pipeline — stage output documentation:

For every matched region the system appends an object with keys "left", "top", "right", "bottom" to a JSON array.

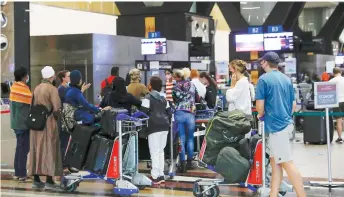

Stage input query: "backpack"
[
  {"left": 60, "top": 103, "right": 77, "bottom": 134},
  {"left": 101, "top": 78, "right": 113, "bottom": 97},
  {"left": 25, "top": 95, "right": 53, "bottom": 131}
]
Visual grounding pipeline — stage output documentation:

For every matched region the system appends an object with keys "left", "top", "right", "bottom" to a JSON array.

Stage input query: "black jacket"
[
  {"left": 205, "top": 84, "right": 217, "bottom": 109},
  {"left": 141, "top": 91, "right": 172, "bottom": 135},
  {"left": 100, "top": 77, "right": 141, "bottom": 114}
]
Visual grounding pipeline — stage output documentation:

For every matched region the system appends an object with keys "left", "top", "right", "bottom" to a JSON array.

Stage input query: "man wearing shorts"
[
  {"left": 256, "top": 52, "right": 306, "bottom": 197},
  {"left": 329, "top": 67, "right": 344, "bottom": 143}
]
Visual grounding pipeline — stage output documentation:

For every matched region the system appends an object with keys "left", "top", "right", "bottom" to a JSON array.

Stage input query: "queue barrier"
[{"left": 251, "top": 111, "right": 344, "bottom": 116}]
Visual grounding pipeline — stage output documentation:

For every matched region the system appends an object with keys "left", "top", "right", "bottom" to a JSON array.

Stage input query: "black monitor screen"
[
  {"left": 235, "top": 34, "right": 264, "bottom": 52},
  {"left": 264, "top": 32, "right": 294, "bottom": 51},
  {"left": 141, "top": 38, "right": 167, "bottom": 55}
]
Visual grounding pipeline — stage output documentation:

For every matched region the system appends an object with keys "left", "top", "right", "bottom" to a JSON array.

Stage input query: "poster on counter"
[
  {"left": 150, "top": 61, "right": 159, "bottom": 70},
  {"left": 285, "top": 58, "right": 296, "bottom": 74},
  {"left": 216, "top": 61, "right": 229, "bottom": 76},
  {"left": 326, "top": 61, "right": 335, "bottom": 73}
]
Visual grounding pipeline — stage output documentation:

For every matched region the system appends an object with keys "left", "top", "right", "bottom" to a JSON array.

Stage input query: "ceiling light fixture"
[
  {"left": 240, "top": 2, "right": 247, "bottom": 4},
  {"left": 242, "top": 7, "right": 260, "bottom": 10}
]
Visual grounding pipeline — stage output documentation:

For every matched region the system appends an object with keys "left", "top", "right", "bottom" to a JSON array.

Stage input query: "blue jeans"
[
  {"left": 175, "top": 111, "right": 195, "bottom": 161},
  {"left": 14, "top": 130, "right": 30, "bottom": 177}
]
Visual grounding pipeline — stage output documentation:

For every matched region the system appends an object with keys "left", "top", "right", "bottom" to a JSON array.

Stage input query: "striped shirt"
[
  {"left": 9, "top": 82, "right": 32, "bottom": 105},
  {"left": 165, "top": 80, "right": 173, "bottom": 101}
]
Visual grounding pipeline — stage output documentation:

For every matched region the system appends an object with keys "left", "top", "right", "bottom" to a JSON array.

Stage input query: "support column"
[{"left": 14, "top": 2, "right": 30, "bottom": 72}]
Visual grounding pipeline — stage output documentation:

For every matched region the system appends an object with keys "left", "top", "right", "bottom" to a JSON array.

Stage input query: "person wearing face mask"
[
  {"left": 226, "top": 60, "right": 252, "bottom": 115},
  {"left": 65, "top": 70, "right": 105, "bottom": 125},
  {"left": 255, "top": 52, "right": 306, "bottom": 197},
  {"left": 199, "top": 72, "right": 218, "bottom": 109},
  {"left": 57, "top": 70, "right": 70, "bottom": 104},
  {"left": 28, "top": 66, "right": 62, "bottom": 189},
  {"left": 57, "top": 70, "right": 70, "bottom": 170},
  {"left": 9, "top": 67, "right": 32, "bottom": 182},
  {"left": 127, "top": 68, "right": 149, "bottom": 99}
]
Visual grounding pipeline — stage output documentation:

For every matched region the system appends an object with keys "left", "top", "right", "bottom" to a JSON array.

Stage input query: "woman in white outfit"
[
  {"left": 226, "top": 60, "right": 252, "bottom": 115},
  {"left": 190, "top": 69, "right": 206, "bottom": 99}
]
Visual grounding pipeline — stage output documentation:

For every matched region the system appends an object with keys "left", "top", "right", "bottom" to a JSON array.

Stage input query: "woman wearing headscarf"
[
  {"left": 127, "top": 68, "right": 149, "bottom": 99},
  {"left": 65, "top": 70, "right": 104, "bottom": 125},
  {"left": 105, "top": 76, "right": 141, "bottom": 114},
  {"left": 28, "top": 66, "right": 62, "bottom": 189}
]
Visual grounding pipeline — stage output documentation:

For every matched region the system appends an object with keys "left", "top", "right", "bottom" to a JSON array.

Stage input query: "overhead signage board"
[
  {"left": 148, "top": 31, "right": 161, "bottom": 38},
  {"left": 267, "top": 25, "right": 283, "bottom": 33},
  {"left": 248, "top": 26, "right": 263, "bottom": 34},
  {"left": 314, "top": 82, "right": 339, "bottom": 109}
]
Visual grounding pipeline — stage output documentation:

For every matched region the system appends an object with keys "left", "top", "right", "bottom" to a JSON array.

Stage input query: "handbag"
[{"left": 25, "top": 95, "right": 53, "bottom": 130}]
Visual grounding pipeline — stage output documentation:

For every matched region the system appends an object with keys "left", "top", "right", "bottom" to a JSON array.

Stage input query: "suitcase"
[
  {"left": 99, "top": 108, "right": 128, "bottom": 138},
  {"left": 303, "top": 112, "right": 334, "bottom": 144},
  {"left": 64, "top": 124, "right": 100, "bottom": 170},
  {"left": 84, "top": 134, "right": 114, "bottom": 175}
]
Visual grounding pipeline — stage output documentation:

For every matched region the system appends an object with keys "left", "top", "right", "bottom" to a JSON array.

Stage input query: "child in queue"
[{"left": 141, "top": 76, "right": 172, "bottom": 184}]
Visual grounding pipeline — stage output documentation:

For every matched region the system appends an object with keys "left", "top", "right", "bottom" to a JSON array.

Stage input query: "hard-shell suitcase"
[
  {"left": 64, "top": 124, "right": 100, "bottom": 170},
  {"left": 303, "top": 112, "right": 334, "bottom": 144},
  {"left": 84, "top": 134, "right": 114, "bottom": 175}
]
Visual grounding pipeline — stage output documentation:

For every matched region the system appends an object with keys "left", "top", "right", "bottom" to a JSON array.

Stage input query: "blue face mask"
[
  {"left": 67, "top": 82, "right": 70, "bottom": 87},
  {"left": 26, "top": 76, "right": 30, "bottom": 83}
]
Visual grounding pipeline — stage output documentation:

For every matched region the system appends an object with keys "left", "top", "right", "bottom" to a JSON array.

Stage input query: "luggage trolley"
[
  {"left": 192, "top": 117, "right": 290, "bottom": 197},
  {"left": 169, "top": 108, "right": 217, "bottom": 175},
  {"left": 61, "top": 110, "right": 152, "bottom": 196}
]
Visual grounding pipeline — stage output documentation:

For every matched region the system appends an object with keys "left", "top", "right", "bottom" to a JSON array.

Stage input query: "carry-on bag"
[
  {"left": 64, "top": 124, "right": 100, "bottom": 170},
  {"left": 84, "top": 134, "right": 114, "bottom": 175},
  {"left": 99, "top": 108, "right": 124, "bottom": 138},
  {"left": 303, "top": 112, "right": 334, "bottom": 144}
]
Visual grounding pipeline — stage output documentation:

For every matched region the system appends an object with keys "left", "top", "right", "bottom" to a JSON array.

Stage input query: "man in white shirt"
[{"left": 329, "top": 67, "right": 344, "bottom": 143}]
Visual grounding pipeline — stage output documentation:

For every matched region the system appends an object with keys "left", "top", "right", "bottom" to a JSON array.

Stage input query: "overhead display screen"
[
  {"left": 141, "top": 38, "right": 167, "bottom": 55},
  {"left": 264, "top": 32, "right": 294, "bottom": 51},
  {"left": 235, "top": 34, "right": 264, "bottom": 52}
]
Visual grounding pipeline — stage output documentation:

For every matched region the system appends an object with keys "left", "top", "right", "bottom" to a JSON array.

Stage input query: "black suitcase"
[
  {"left": 99, "top": 108, "right": 127, "bottom": 138},
  {"left": 303, "top": 112, "right": 334, "bottom": 144},
  {"left": 84, "top": 135, "right": 114, "bottom": 175},
  {"left": 64, "top": 124, "right": 100, "bottom": 170}
]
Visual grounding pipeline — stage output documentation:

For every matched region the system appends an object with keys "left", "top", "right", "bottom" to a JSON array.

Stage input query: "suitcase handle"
[{"left": 71, "top": 142, "right": 78, "bottom": 154}]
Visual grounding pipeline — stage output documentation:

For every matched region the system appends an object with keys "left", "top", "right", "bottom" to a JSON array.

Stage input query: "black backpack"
[
  {"left": 101, "top": 78, "right": 113, "bottom": 97},
  {"left": 25, "top": 95, "right": 53, "bottom": 130}
]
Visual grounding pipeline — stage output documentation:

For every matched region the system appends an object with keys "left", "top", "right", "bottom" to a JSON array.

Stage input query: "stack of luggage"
[
  {"left": 64, "top": 109, "right": 128, "bottom": 175},
  {"left": 201, "top": 110, "right": 255, "bottom": 183}
]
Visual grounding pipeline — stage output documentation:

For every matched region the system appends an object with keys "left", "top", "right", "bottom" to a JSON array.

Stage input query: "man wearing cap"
[
  {"left": 255, "top": 52, "right": 306, "bottom": 197},
  {"left": 28, "top": 66, "right": 62, "bottom": 189}
]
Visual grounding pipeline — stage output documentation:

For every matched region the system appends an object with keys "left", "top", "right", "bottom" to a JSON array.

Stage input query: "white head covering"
[{"left": 41, "top": 66, "right": 55, "bottom": 79}]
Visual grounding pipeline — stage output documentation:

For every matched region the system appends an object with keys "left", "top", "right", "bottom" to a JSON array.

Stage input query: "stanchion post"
[
  {"left": 325, "top": 108, "right": 333, "bottom": 184},
  {"left": 310, "top": 82, "right": 344, "bottom": 190}
]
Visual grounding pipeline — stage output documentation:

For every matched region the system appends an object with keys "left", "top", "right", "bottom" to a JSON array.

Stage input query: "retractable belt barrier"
[{"left": 251, "top": 111, "right": 344, "bottom": 116}]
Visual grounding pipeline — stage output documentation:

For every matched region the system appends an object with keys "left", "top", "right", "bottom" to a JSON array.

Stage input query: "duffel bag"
[{"left": 215, "top": 147, "right": 250, "bottom": 183}]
